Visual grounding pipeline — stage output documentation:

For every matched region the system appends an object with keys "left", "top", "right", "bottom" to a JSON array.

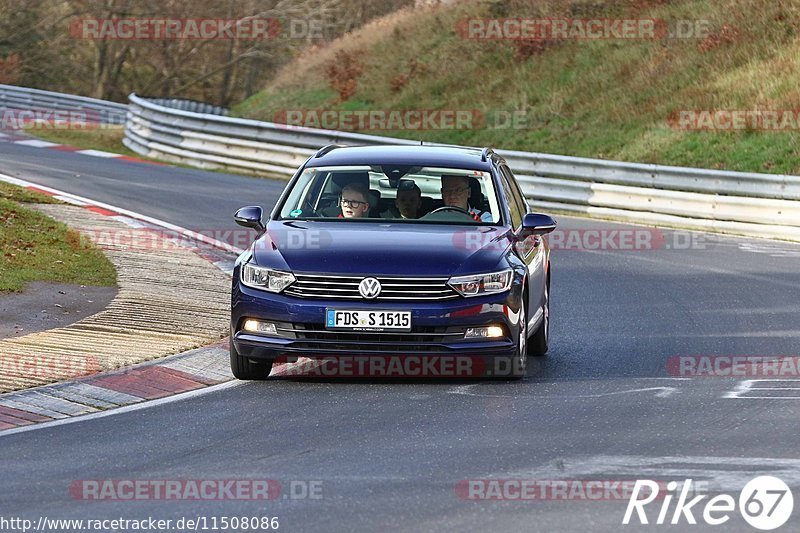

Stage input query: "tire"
[
  {"left": 510, "top": 298, "right": 528, "bottom": 379},
  {"left": 229, "top": 338, "right": 273, "bottom": 380},
  {"left": 528, "top": 278, "right": 550, "bottom": 357}
]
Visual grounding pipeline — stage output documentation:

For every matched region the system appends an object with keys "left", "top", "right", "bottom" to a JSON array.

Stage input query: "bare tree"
[{"left": 0, "top": 0, "right": 413, "bottom": 104}]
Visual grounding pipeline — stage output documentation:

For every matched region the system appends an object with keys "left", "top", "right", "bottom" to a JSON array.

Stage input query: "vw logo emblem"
[{"left": 358, "top": 277, "right": 381, "bottom": 299}]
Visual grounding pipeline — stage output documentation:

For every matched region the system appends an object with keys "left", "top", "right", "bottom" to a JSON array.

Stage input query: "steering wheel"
[{"left": 429, "top": 206, "right": 474, "bottom": 217}]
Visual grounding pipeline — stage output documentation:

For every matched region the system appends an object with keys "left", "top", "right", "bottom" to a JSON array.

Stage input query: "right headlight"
[
  {"left": 448, "top": 269, "right": 512, "bottom": 297},
  {"left": 240, "top": 263, "right": 295, "bottom": 293}
]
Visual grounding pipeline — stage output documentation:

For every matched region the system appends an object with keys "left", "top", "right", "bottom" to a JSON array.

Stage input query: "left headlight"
[
  {"left": 448, "top": 269, "right": 513, "bottom": 297},
  {"left": 240, "top": 263, "right": 296, "bottom": 293}
]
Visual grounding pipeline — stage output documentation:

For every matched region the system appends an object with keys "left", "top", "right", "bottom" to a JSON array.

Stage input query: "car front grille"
[
  {"left": 283, "top": 273, "right": 459, "bottom": 301},
  {"left": 274, "top": 323, "right": 464, "bottom": 353}
]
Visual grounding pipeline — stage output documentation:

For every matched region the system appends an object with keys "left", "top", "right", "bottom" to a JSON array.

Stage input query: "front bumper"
[{"left": 231, "top": 283, "right": 522, "bottom": 361}]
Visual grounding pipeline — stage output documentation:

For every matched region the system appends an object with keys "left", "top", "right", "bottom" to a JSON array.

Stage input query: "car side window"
[
  {"left": 501, "top": 164, "right": 529, "bottom": 218},
  {"left": 508, "top": 168, "right": 530, "bottom": 216},
  {"left": 499, "top": 165, "right": 523, "bottom": 229}
]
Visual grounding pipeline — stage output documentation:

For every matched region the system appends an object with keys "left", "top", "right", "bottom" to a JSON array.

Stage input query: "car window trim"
[{"left": 498, "top": 164, "right": 523, "bottom": 230}]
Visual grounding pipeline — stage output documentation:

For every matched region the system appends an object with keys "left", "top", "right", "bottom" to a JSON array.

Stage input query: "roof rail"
[
  {"left": 420, "top": 140, "right": 487, "bottom": 152},
  {"left": 480, "top": 147, "right": 495, "bottom": 162},
  {"left": 315, "top": 144, "right": 344, "bottom": 158}
]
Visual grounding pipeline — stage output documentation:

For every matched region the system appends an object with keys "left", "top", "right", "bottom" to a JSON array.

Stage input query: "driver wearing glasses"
[
  {"left": 339, "top": 182, "right": 371, "bottom": 218},
  {"left": 440, "top": 175, "right": 491, "bottom": 222}
]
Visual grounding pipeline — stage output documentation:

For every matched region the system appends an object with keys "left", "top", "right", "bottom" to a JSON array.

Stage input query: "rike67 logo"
[{"left": 623, "top": 476, "right": 794, "bottom": 530}]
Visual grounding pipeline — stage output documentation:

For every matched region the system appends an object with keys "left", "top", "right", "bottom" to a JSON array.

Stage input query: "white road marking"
[
  {"left": 14, "top": 139, "right": 60, "bottom": 148},
  {"left": 75, "top": 149, "right": 122, "bottom": 158},
  {"left": 0, "top": 172, "right": 243, "bottom": 254},
  {"left": 110, "top": 215, "right": 147, "bottom": 228},
  {"left": 645, "top": 330, "right": 800, "bottom": 338},
  {"left": 638, "top": 377, "right": 692, "bottom": 380},
  {"left": 739, "top": 242, "right": 800, "bottom": 258},
  {"left": 497, "top": 455, "right": 800, "bottom": 491},
  {"left": 0, "top": 380, "right": 243, "bottom": 438},
  {"left": 53, "top": 195, "right": 87, "bottom": 205},
  {"left": 449, "top": 383, "right": 678, "bottom": 399},
  {"left": 725, "top": 379, "right": 800, "bottom": 399},
  {"left": 583, "top": 245, "right": 800, "bottom": 291}
]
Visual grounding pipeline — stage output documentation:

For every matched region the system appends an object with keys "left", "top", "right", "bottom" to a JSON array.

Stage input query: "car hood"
[{"left": 250, "top": 221, "right": 513, "bottom": 276}]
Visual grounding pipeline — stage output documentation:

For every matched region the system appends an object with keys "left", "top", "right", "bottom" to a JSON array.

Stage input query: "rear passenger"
[{"left": 380, "top": 180, "right": 422, "bottom": 219}]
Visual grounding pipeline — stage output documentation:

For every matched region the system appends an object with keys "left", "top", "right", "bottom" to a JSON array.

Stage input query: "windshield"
[{"left": 278, "top": 165, "right": 501, "bottom": 224}]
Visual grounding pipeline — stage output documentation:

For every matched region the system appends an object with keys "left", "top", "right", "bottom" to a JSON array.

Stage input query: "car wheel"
[
  {"left": 528, "top": 278, "right": 549, "bottom": 357},
  {"left": 510, "top": 299, "right": 528, "bottom": 379},
  {"left": 229, "top": 338, "right": 273, "bottom": 380}
]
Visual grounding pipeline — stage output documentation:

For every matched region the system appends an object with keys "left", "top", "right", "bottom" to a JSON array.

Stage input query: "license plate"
[{"left": 326, "top": 309, "right": 411, "bottom": 331}]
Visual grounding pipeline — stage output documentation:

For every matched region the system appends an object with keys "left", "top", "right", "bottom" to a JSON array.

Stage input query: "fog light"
[
  {"left": 465, "top": 325, "right": 505, "bottom": 339},
  {"left": 243, "top": 319, "right": 277, "bottom": 335}
]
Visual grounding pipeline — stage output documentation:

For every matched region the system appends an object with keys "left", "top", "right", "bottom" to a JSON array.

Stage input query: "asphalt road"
[{"left": 1, "top": 138, "right": 799, "bottom": 532}]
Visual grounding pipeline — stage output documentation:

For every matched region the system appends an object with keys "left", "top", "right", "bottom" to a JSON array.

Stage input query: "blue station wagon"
[{"left": 230, "top": 144, "right": 556, "bottom": 379}]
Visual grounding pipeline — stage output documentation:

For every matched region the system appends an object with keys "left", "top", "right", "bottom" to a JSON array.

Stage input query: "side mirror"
[
  {"left": 519, "top": 213, "right": 557, "bottom": 237},
  {"left": 234, "top": 206, "right": 266, "bottom": 234}
]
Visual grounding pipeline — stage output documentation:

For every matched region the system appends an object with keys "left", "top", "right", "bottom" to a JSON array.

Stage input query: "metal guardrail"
[
  {"left": 0, "top": 84, "right": 127, "bottom": 125},
  {"left": 123, "top": 92, "right": 416, "bottom": 175},
  {"left": 12, "top": 84, "right": 793, "bottom": 241},
  {"left": 124, "top": 92, "right": 800, "bottom": 242},
  {"left": 139, "top": 97, "right": 228, "bottom": 116}
]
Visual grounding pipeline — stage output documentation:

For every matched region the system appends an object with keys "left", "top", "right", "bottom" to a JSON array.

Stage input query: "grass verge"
[
  {"left": 0, "top": 182, "right": 117, "bottom": 293},
  {"left": 233, "top": 0, "right": 800, "bottom": 175},
  {"left": 21, "top": 126, "right": 269, "bottom": 178},
  {"left": 21, "top": 126, "right": 140, "bottom": 157}
]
